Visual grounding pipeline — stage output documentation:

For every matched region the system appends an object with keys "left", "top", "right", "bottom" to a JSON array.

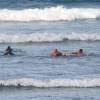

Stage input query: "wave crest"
[
  {"left": 0, "top": 78, "right": 100, "bottom": 88},
  {"left": 0, "top": 6, "right": 100, "bottom": 21},
  {"left": 0, "top": 33, "right": 99, "bottom": 43}
]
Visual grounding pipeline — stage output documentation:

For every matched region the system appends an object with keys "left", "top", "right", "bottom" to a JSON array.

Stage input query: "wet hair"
[
  {"left": 79, "top": 49, "right": 83, "bottom": 53},
  {"left": 8, "top": 46, "right": 11, "bottom": 48}
]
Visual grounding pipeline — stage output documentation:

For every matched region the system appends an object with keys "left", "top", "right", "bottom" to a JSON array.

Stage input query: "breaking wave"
[
  {"left": 0, "top": 33, "right": 99, "bottom": 43},
  {"left": 0, "top": 78, "right": 100, "bottom": 88},
  {"left": 0, "top": 6, "right": 100, "bottom": 21}
]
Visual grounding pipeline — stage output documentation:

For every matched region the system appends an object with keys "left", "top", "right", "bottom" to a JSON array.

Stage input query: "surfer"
[
  {"left": 71, "top": 49, "right": 86, "bottom": 56},
  {"left": 4, "top": 46, "right": 14, "bottom": 55},
  {"left": 51, "top": 48, "right": 62, "bottom": 57},
  {"left": 63, "top": 49, "right": 86, "bottom": 57}
]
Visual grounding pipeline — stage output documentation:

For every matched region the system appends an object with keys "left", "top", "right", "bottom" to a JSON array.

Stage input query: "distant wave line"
[
  {"left": 0, "top": 6, "right": 100, "bottom": 21},
  {"left": 0, "top": 78, "right": 100, "bottom": 88}
]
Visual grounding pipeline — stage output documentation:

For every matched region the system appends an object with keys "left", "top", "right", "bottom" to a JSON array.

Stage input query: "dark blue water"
[{"left": 0, "top": 0, "right": 100, "bottom": 9}]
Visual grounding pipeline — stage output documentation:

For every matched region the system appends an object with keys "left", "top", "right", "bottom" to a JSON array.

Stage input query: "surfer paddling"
[
  {"left": 63, "top": 49, "right": 86, "bottom": 57},
  {"left": 71, "top": 49, "right": 86, "bottom": 56},
  {"left": 4, "top": 46, "right": 14, "bottom": 55}
]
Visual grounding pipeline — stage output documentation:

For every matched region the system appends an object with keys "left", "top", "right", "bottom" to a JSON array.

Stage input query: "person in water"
[
  {"left": 4, "top": 46, "right": 14, "bottom": 55},
  {"left": 64, "top": 49, "right": 86, "bottom": 57},
  {"left": 51, "top": 48, "right": 62, "bottom": 57},
  {"left": 71, "top": 49, "right": 86, "bottom": 56}
]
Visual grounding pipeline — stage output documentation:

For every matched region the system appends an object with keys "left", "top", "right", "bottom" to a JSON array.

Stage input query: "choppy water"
[{"left": 0, "top": 0, "right": 100, "bottom": 100}]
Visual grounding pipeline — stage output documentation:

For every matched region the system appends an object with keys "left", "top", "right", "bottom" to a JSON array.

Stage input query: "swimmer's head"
[
  {"left": 79, "top": 49, "right": 83, "bottom": 53},
  {"left": 8, "top": 46, "right": 11, "bottom": 49}
]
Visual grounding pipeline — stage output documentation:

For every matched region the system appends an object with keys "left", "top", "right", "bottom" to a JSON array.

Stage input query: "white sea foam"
[
  {"left": 0, "top": 33, "right": 99, "bottom": 43},
  {"left": 0, "top": 78, "right": 100, "bottom": 88},
  {"left": 0, "top": 6, "right": 100, "bottom": 21}
]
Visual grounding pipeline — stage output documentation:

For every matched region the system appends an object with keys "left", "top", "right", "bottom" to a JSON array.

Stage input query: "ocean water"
[{"left": 0, "top": 0, "right": 100, "bottom": 100}]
